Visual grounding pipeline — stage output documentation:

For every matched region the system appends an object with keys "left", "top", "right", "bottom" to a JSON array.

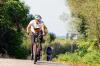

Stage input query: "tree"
[
  {"left": 3, "top": 0, "right": 29, "bottom": 31},
  {"left": 67, "top": 0, "right": 100, "bottom": 45},
  {"left": 0, "top": 0, "right": 29, "bottom": 58},
  {"left": 44, "top": 33, "right": 56, "bottom": 44}
]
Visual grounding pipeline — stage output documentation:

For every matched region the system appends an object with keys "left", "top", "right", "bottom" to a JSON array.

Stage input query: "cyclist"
[{"left": 27, "top": 14, "right": 45, "bottom": 64}]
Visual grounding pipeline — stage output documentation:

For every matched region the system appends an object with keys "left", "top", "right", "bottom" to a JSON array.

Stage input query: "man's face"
[{"left": 35, "top": 19, "right": 40, "bottom": 24}]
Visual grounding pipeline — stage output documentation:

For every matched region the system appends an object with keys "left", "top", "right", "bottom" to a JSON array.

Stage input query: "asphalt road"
[{"left": 0, "top": 58, "right": 70, "bottom": 66}]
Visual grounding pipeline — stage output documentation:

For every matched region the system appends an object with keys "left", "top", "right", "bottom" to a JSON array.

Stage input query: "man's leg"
[
  {"left": 31, "top": 34, "right": 34, "bottom": 60},
  {"left": 31, "top": 43, "right": 34, "bottom": 60}
]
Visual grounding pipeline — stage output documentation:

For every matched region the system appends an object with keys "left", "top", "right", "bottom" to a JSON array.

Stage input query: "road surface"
[{"left": 0, "top": 58, "right": 70, "bottom": 66}]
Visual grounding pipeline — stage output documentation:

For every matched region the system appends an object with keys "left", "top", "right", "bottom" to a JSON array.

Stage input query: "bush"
[
  {"left": 6, "top": 31, "right": 30, "bottom": 59},
  {"left": 82, "top": 51, "right": 100, "bottom": 64},
  {"left": 14, "top": 47, "right": 29, "bottom": 59},
  {"left": 53, "top": 39, "right": 100, "bottom": 66},
  {"left": 57, "top": 53, "right": 81, "bottom": 63}
]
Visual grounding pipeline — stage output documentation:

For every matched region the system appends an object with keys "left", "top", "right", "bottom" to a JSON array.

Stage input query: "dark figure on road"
[{"left": 46, "top": 46, "right": 52, "bottom": 61}]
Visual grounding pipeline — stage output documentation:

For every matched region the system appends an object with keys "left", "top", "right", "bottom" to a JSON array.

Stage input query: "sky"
[{"left": 20, "top": 0, "right": 71, "bottom": 36}]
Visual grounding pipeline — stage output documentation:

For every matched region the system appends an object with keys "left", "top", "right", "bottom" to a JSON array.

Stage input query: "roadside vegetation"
[
  {"left": 53, "top": 0, "right": 100, "bottom": 66},
  {"left": 0, "top": 0, "right": 100, "bottom": 66}
]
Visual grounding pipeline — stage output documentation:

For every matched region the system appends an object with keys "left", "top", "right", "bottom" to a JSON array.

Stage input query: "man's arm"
[
  {"left": 41, "top": 23, "right": 45, "bottom": 35},
  {"left": 27, "top": 23, "right": 31, "bottom": 34}
]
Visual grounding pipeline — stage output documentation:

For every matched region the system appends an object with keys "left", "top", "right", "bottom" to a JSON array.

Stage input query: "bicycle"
[{"left": 31, "top": 32, "right": 43, "bottom": 64}]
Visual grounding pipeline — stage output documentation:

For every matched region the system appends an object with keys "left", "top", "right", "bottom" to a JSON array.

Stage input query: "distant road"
[{"left": 0, "top": 58, "right": 70, "bottom": 66}]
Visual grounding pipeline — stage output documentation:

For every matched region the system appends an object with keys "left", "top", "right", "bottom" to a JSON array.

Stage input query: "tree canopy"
[
  {"left": 0, "top": 0, "right": 30, "bottom": 58},
  {"left": 67, "top": 0, "right": 100, "bottom": 45}
]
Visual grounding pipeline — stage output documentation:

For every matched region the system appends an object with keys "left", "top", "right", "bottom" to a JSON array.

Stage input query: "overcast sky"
[{"left": 20, "top": 0, "right": 71, "bottom": 36}]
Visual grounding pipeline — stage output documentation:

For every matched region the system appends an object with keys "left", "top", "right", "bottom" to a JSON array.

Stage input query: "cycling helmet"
[{"left": 34, "top": 14, "right": 42, "bottom": 20}]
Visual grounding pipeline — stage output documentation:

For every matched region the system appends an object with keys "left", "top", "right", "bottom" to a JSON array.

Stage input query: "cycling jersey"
[{"left": 29, "top": 20, "right": 44, "bottom": 33}]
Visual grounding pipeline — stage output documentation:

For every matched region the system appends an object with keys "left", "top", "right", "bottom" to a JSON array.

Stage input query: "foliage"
[
  {"left": 52, "top": 37, "right": 100, "bottom": 66},
  {"left": 54, "top": 39, "right": 100, "bottom": 65},
  {"left": 67, "top": 0, "right": 100, "bottom": 45},
  {"left": 3, "top": 0, "right": 29, "bottom": 31},
  {"left": 44, "top": 33, "right": 56, "bottom": 43},
  {"left": 55, "top": 51, "right": 100, "bottom": 66},
  {"left": 61, "top": 0, "right": 100, "bottom": 65},
  {"left": 27, "top": 14, "right": 34, "bottom": 22},
  {"left": 82, "top": 51, "right": 100, "bottom": 64},
  {"left": 49, "top": 33, "right": 56, "bottom": 42},
  {"left": 56, "top": 53, "right": 81, "bottom": 63},
  {"left": 0, "top": 0, "right": 30, "bottom": 58}
]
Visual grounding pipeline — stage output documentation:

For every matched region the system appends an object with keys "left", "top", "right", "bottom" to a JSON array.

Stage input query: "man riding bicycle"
[{"left": 27, "top": 14, "right": 45, "bottom": 64}]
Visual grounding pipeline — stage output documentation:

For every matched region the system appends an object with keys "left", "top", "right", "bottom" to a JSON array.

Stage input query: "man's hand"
[{"left": 43, "top": 32, "right": 46, "bottom": 36}]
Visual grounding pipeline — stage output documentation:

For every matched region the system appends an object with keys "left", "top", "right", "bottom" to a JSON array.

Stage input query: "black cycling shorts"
[{"left": 31, "top": 31, "right": 43, "bottom": 44}]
